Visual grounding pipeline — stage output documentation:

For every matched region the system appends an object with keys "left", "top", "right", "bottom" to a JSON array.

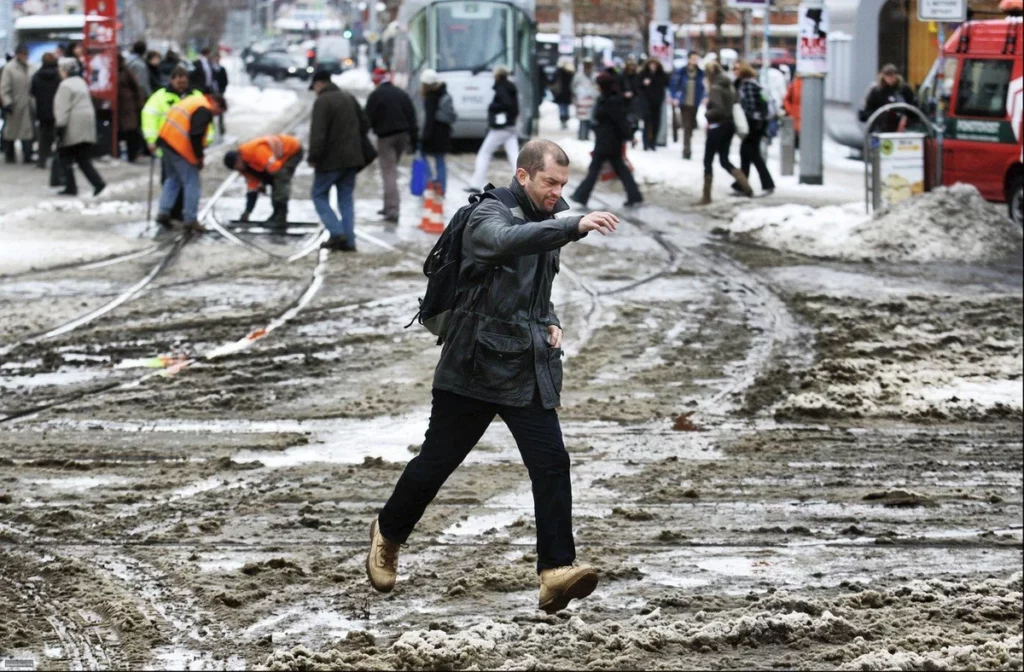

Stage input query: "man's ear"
[{"left": 515, "top": 167, "right": 529, "bottom": 185}]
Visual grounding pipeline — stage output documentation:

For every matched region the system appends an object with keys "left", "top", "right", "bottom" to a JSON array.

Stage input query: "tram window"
[
  {"left": 518, "top": 16, "right": 531, "bottom": 75},
  {"left": 409, "top": 11, "right": 427, "bottom": 71},
  {"left": 434, "top": 1, "right": 511, "bottom": 72},
  {"left": 955, "top": 59, "right": 1013, "bottom": 118}
]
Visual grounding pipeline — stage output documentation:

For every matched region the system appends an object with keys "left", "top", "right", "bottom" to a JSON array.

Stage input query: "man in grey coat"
[
  {"left": 1, "top": 44, "right": 36, "bottom": 164},
  {"left": 126, "top": 40, "right": 152, "bottom": 99},
  {"left": 366, "top": 139, "right": 620, "bottom": 614}
]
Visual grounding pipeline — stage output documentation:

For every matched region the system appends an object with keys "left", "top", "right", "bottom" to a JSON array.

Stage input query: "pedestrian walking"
[
  {"left": 145, "top": 51, "right": 163, "bottom": 97},
  {"left": 699, "top": 61, "right": 752, "bottom": 204},
  {"left": 212, "top": 52, "right": 228, "bottom": 136},
  {"left": 571, "top": 58, "right": 598, "bottom": 141},
  {"left": 859, "top": 64, "right": 917, "bottom": 132},
  {"left": 367, "top": 139, "right": 620, "bottom": 614},
  {"left": 30, "top": 52, "right": 61, "bottom": 171},
  {"left": 551, "top": 58, "right": 574, "bottom": 130},
  {"left": 467, "top": 66, "right": 520, "bottom": 192},
  {"left": 53, "top": 58, "right": 105, "bottom": 197},
  {"left": 419, "top": 69, "right": 454, "bottom": 195},
  {"left": 732, "top": 60, "right": 775, "bottom": 196},
  {"left": 307, "top": 69, "right": 370, "bottom": 252},
  {"left": 224, "top": 134, "right": 304, "bottom": 228},
  {"left": 569, "top": 72, "right": 644, "bottom": 208},
  {"left": 154, "top": 92, "right": 227, "bottom": 232},
  {"left": 618, "top": 55, "right": 644, "bottom": 134},
  {"left": 126, "top": 40, "right": 152, "bottom": 99},
  {"left": 117, "top": 54, "right": 146, "bottom": 163},
  {"left": 1, "top": 44, "right": 35, "bottom": 164},
  {"left": 191, "top": 47, "right": 216, "bottom": 94},
  {"left": 639, "top": 58, "right": 669, "bottom": 151},
  {"left": 142, "top": 65, "right": 206, "bottom": 224},
  {"left": 783, "top": 76, "right": 802, "bottom": 149},
  {"left": 670, "top": 51, "right": 704, "bottom": 159},
  {"left": 365, "top": 67, "right": 418, "bottom": 223}
]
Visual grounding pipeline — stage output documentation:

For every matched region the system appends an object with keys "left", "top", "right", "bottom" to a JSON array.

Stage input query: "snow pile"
[
  {"left": 725, "top": 184, "right": 1021, "bottom": 263},
  {"left": 840, "top": 634, "right": 1023, "bottom": 671},
  {"left": 333, "top": 69, "right": 373, "bottom": 95},
  {"left": 36, "top": 199, "right": 145, "bottom": 218},
  {"left": 224, "top": 85, "right": 301, "bottom": 138}
]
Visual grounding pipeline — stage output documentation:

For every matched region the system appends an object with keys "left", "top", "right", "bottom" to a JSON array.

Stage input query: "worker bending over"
[{"left": 224, "top": 134, "right": 304, "bottom": 228}]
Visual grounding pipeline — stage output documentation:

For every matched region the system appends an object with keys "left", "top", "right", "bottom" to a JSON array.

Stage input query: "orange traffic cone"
[{"left": 419, "top": 180, "right": 445, "bottom": 234}]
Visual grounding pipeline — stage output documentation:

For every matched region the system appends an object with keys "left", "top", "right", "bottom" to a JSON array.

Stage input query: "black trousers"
[
  {"left": 378, "top": 388, "right": 576, "bottom": 573},
  {"left": 118, "top": 129, "right": 144, "bottom": 163},
  {"left": 642, "top": 108, "right": 662, "bottom": 150},
  {"left": 37, "top": 121, "right": 56, "bottom": 168},
  {"left": 739, "top": 131, "right": 775, "bottom": 190},
  {"left": 704, "top": 123, "right": 736, "bottom": 177},
  {"left": 60, "top": 143, "right": 104, "bottom": 194},
  {"left": 571, "top": 146, "right": 643, "bottom": 206}
]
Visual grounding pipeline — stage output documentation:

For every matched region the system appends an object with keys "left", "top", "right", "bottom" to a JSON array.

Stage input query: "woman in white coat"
[
  {"left": 53, "top": 58, "right": 105, "bottom": 197},
  {"left": 571, "top": 58, "right": 598, "bottom": 141}
]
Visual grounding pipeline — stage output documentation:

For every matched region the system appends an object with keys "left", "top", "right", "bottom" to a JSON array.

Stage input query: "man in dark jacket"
[
  {"left": 467, "top": 66, "right": 520, "bottom": 191},
  {"left": 365, "top": 67, "right": 418, "bottom": 222},
  {"left": 31, "top": 52, "right": 61, "bottom": 170},
  {"left": 366, "top": 139, "right": 620, "bottom": 614},
  {"left": 308, "top": 69, "right": 370, "bottom": 251},
  {"left": 669, "top": 51, "right": 704, "bottom": 159}
]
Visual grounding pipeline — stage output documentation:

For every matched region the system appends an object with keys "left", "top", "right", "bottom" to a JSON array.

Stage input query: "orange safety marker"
[{"left": 418, "top": 180, "right": 446, "bottom": 234}]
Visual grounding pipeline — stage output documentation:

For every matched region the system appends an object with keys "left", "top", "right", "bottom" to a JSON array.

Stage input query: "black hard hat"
[{"left": 224, "top": 150, "right": 239, "bottom": 171}]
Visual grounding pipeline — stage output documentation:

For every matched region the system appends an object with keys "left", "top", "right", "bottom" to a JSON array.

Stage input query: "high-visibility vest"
[
  {"left": 238, "top": 134, "right": 303, "bottom": 190},
  {"left": 158, "top": 95, "right": 214, "bottom": 165}
]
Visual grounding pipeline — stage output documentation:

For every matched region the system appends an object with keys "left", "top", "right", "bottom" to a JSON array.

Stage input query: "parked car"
[
  {"left": 313, "top": 36, "right": 353, "bottom": 75},
  {"left": 246, "top": 51, "right": 314, "bottom": 81}
]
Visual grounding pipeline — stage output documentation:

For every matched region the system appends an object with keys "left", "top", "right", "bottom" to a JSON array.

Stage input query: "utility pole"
[
  {"left": 798, "top": 0, "right": 825, "bottom": 185},
  {"left": 742, "top": 9, "right": 751, "bottom": 60},
  {"left": 653, "top": 0, "right": 670, "bottom": 147},
  {"left": 558, "top": 0, "right": 574, "bottom": 60}
]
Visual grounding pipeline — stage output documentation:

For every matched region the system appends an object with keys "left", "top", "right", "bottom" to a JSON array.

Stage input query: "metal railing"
[{"left": 862, "top": 102, "right": 940, "bottom": 214}]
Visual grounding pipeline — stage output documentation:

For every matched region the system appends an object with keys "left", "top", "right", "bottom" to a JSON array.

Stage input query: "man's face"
[
  {"left": 517, "top": 156, "right": 569, "bottom": 214},
  {"left": 883, "top": 73, "right": 898, "bottom": 86},
  {"left": 689, "top": 54, "right": 700, "bottom": 67},
  {"left": 171, "top": 73, "right": 189, "bottom": 93},
  {"left": 16, "top": 51, "right": 28, "bottom": 64},
  {"left": 235, "top": 157, "right": 246, "bottom": 172},
  {"left": 312, "top": 80, "right": 326, "bottom": 93},
  {"left": 583, "top": 62, "right": 593, "bottom": 75}
]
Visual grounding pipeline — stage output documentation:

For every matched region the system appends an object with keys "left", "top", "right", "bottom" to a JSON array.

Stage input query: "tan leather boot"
[
  {"left": 366, "top": 518, "right": 400, "bottom": 593},
  {"left": 698, "top": 175, "right": 713, "bottom": 205},
  {"left": 730, "top": 168, "right": 754, "bottom": 197},
  {"left": 538, "top": 563, "right": 599, "bottom": 613}
]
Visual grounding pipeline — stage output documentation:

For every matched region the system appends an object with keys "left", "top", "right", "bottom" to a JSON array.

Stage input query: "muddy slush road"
[{"left": 1, "top": 91, "right": 1021, "bottom": 671}]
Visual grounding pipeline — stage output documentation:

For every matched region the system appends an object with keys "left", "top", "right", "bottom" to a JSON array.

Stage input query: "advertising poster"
[
  {"left": 797, "top": 3, "right": 828, "bottom": 75},
  {"left": 876, "top": 132, "right": 926, "bottom": 206}
]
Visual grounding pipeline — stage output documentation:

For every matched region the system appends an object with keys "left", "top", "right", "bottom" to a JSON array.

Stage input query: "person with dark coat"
[
  {"left": 367, "top": 138, "right": 620, "bottom": 614},
  {"left": 618, "top": 55, "right": 645, "bottom": 132},
  {"left": 419, "top": 69, "right": 454, "bottom": 194},
  {"left": 551, "top": 59, "right": 575, "bottom": 129},
  {"left": 859, "top": 63, "right": 917, "bottom": 133},
  {"left": 699, "top": 61, "right": 752, "bottom": 204},
  {"left": 468, "top": 66, "right": 520, "bottom": 191},
  {"left": 126, "top": 40, "right": 152, "bottom": 99},
  {"left": 732, "top": 60, "right": 775, "bottom": 195},
  {"left": 159, "top": 50, "right": 183, "bottom": 89},
  {"left": 569, "top": 72, "right": 643, "bottom": 208},
  {"left": 212, "top": 52, "right": 228, "bottom": 94},
  {"left": 639, "top": 58, "right": 669, "bottom": 151},
  {"left": 116, "top": 54, "right": 146, "bottom": 163},
  {"left": 145, "top": 51, "right": 163, "bottom": 94},
  {"left": 31, "top": 52, "right": 61, "bottom": 171},
  {"left": 365, "top": 67, "right": 418, "bottom": 222},
  {"left": 308, "top": 70, "right": 370, "bottom": 251},
  {"left": 190, "top": 47, "right": 215, "bottom": 94}
]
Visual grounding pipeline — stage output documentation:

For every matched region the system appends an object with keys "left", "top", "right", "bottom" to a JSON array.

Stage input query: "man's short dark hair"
[
  {"left": 15, "top": 43, "right": 28, "bottom": 56},
  {"left": 41, "top": 52, "right": 57, "bottom": 66},
  {"left": 516, "top": 139, "right": 570, "bottom": 178},
  {"left": 208, "top": 93, "right": 228, "bottom": 111},
  {"left": 201, "top": 47, "right": 212, "bottom": 57},
  {"left": 688, "top": 50, "right": 700, "bottom": 58},
  {"left": 133, "top": 40, "right": 147, "bottom": 56},
  {"left": 170, "top": 64, "right": 190, "bottom": 79}
]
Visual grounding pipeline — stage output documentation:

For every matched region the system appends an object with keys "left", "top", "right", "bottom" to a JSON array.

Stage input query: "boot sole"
[
  {"left": 366, "top": 519, "right": 395, "bottom": 594},
  {"left": 539, "top": 569, "right": 599, "bottom": 614}
]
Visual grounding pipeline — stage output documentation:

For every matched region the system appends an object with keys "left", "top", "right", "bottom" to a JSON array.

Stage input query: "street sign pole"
[
  {"left": 917, "top": 0, "right": 966, "bottom": 189},
  {"left": 797, "top": 0, "right": 827, "bottom": 185},
  {"left": 653, "top": 0, "right": 671, "bottom": 147}
]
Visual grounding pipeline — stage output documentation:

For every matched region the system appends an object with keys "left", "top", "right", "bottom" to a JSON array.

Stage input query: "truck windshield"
[{"left": 433, "top": 1, "right": 513, "bottom": 73}]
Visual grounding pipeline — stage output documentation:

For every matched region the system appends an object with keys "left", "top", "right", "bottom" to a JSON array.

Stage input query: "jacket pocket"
[
  {"left": 547, "top": 347, "right": 564, "bottom": 395},
  {"left": 472, "top": 331, "right": 531, "bottom": 393}
]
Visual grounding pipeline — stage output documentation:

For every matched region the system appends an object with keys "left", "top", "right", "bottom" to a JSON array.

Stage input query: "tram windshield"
[{"left": 433, "top": 1, "right": 514, "bottom": 73}]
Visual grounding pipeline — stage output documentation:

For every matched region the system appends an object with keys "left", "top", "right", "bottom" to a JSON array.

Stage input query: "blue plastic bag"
[{"left": 410, "top": 157, "right": 428, "bottom": 196}]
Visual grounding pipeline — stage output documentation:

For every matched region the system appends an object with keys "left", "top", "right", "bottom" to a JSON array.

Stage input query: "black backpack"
[{"left": 407, "top": 185, "right": 517, "bottom": 343}]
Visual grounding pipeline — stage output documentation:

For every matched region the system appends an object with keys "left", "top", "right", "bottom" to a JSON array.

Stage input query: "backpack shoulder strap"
[{"left": 480, "top": 186, "right": 518, "bottom": 210}]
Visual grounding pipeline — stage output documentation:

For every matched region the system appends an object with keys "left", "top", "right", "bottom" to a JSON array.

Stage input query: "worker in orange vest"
[
  {"left": 155, "top": 93, "right": 227, "bottom": 233},
  {"left": 223, "top": 134, "right": 304, "bottom": 228}
]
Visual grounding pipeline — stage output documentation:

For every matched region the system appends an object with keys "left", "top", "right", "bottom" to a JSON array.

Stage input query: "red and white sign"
[
  {"left": 648, "top": 22, "right": 675, "bottom": 71},
  {"left": 796, "top": 3, "right": 828, "bottom": 75}
]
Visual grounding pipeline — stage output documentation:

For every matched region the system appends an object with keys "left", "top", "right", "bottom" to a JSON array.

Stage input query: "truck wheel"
[{"left": 1010, "top": 175, "right": 1023, "bottom": 228}]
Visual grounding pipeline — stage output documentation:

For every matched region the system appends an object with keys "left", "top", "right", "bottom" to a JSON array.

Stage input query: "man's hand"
[
  {"left": 147, "top": 143, "right": 157, "bottom": 153},
  {"left": 547, "top": 325, "right": 563, "bottom": 349},
  {"left": 578, "top": 211, "right": 619, "bottom": 236}
]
